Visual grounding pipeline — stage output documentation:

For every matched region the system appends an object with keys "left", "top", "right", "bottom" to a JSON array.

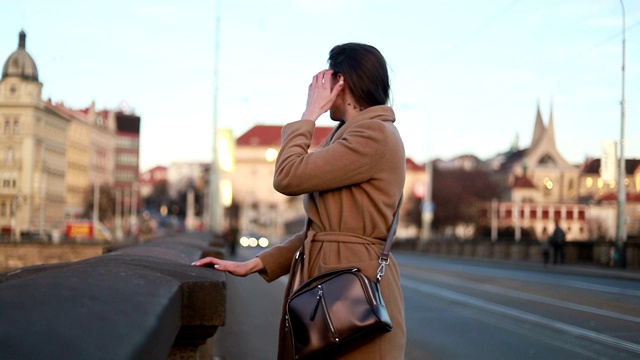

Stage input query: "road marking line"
[
  {"left": 402, "top": 278, "right": 640, "bottom": 355},
  {"left": 401, "top": 268, "right": 640, "bottom": 324}
]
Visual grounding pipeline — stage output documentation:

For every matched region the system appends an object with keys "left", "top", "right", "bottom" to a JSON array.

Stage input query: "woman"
[{"left": 193, "top": 42, "right": 406, "bottom": 359}]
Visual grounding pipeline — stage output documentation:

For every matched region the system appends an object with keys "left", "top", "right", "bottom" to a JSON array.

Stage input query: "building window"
[
  {"left": 116, "top": 137, "right": 139, "bottom": 149},
  {"left": 116, "top": 153, "right": 138, "bottom": 166},
  {"left": 0, "top": 202, "right": 5, "bottom": 216},
  {"left": 538, "top": 155, "right": 556, "bottom": 166},
  {"left": 116, "top": 171, "right": 136, "bottom": 182},
  {"left": 3, "top": 120, "right": 10, "bottom": 134},
  {"left": 7, "top": 147, "right": 14, "bottom": 165},
  {"left": 13, "top": 120, "right": 19, "bottom": 135}
]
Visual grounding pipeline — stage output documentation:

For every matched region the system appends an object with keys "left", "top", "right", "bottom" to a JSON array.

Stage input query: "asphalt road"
[{"left": 213, "top": 247, "right": 640, "bottom": 360}]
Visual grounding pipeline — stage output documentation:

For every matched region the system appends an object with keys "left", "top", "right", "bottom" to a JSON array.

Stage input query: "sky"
[{"left": 1, "top": 0, "right": 639, "bottom": 172}]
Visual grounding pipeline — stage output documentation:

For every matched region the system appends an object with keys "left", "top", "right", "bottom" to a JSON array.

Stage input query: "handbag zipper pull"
[{"left": 310, "top": 285, "right": 323, "bottom": 321}]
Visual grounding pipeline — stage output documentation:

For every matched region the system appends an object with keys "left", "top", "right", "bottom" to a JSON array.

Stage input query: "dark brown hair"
[{"left": 328, "top": 43, "right": 390, "bottom": 108}]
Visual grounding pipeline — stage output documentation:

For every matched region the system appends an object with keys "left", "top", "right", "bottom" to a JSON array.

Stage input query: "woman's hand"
[
  {"left": 191, "top": 256, "right": 264, "bottom": 277},
  {"left": 301, "top": 69, "right": 343, "bottom": 121}
]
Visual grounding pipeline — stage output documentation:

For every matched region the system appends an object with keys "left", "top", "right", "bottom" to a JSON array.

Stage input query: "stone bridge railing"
[
  {"left": 394, "top": 237, "right": 640, "bottom": 269},
  {"left": 0, "top": 232, "right": 226, "bottom": 360}
]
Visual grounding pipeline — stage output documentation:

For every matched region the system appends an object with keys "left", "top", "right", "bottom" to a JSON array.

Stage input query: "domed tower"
[{"left": 1, "top": 30, "right": 43, "bottom": 103}]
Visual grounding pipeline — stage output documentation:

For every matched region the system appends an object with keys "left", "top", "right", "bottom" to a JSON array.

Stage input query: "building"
[
  {"left": 113, "top": 112, "right": 141, "bottom": 237},
  {"left": 114, "top": 112, "right": 141, "bottom": 189},
  {"left": 44, "top": 101, "right": 117, "bottom": 220},
  {"left": 140, "top": 166, "right": 168, "bottom": 198},
  {"left": 475, "top": 105, "right": 639, "bottom": 241},
  {"left": 82, "top": 104, "right": 117, "bottom": 192},
  {"left": 167, "top": 162, "right": 207, "bottom": 199},
  {"left": 0, "top": 31, "right": 70, "bottom": 239},
  {"left": 1, "top": 30, "right": 139, "bottom": 240}
]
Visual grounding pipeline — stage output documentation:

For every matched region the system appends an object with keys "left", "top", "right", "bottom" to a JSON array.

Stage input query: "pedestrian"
[
  {"left": 550, "top": 220, "right": 566, "bottom": 265},
  {"left": 193, "top": 43, "right": 406, "bottom": 359},
  {"left": 224, "top": 219, "right": 239, "bottom": 257},
  {"left": 541, "top": 230, "right": 550, "bottom": 266}
]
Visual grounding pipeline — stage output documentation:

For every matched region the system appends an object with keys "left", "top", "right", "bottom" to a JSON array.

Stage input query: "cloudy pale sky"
[{"left": 1, "top": 0, "right": 638, "bottom": 171}]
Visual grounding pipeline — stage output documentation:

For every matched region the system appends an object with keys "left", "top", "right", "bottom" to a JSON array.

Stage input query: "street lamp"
[
  {"left": 615, "top": 0, "right": 627, "bottom": 268},
  {"left": 209, "top": 0, "right": 222, "bottom": 233}
]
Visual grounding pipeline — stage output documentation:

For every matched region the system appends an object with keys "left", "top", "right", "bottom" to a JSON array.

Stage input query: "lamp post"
[
  {"left": 209, "top": 0, "right": 222, "bottom": 233},
  {"left": 615, "top": 0, "right": 627, "bottom": 268}
]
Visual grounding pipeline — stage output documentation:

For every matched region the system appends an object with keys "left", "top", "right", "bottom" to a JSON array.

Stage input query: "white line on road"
[
  {"left": 401, "top": 268, "right": 640, "bottom": 324},
  {"left": 402, "top": 278, "right": 640, "bottom": 355}
]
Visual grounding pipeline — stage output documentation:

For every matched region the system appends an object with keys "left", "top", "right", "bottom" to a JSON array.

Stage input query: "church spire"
[
  {"left": 547, "top": 102, "right": 558, "bottom": 148},
  {"left": 531, "top": 101, "right": 545, "bottom": 147},
  {"left": 18, "top": 30, "right": 26, "bottom": 49},
  {"left": 510, "top": 132, "right": 520, "bottom": 151}
]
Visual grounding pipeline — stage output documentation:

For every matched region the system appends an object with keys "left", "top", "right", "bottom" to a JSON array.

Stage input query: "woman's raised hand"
[
  {"left": 301, "top": 69, "right": 343, "bottom": 121},
  {"left": 191, "top": 256, "right": 264, "bottom": 277}
]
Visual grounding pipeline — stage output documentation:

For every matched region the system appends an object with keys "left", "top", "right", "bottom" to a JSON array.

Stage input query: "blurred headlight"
[
  {"left": 239, "top": 236, "right": 250, "bottom": 247},
  {"left": 249, "top": 237, "right": 258, "bottom": 247},
  {"left": 258, "top": 237, "right": 269, "bottom": 248}
]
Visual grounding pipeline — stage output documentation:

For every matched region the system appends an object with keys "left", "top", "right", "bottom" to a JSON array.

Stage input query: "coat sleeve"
[
  {"left": 273, "top": 119, "right": 390, "bottom": 196},
  {"left": 256, "top": 230, "right": 306, "bottom": 282}
]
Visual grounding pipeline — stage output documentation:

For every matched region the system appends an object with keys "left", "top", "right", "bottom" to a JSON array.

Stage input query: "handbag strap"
[{"left": 377, "top": 195, "right": 403, "bottom": 281}]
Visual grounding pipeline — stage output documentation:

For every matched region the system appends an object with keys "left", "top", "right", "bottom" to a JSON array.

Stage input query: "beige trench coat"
[{"left": 257, "top": 105, "right": 406, "bottom": 360}]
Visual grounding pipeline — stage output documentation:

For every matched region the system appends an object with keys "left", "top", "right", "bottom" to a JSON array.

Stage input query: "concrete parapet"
[
  {"left": 0, "top": 232, "right": 226, "bottom": 360},
  {"left": 0, "top": 242, "right": 105, "bottom": 271}
]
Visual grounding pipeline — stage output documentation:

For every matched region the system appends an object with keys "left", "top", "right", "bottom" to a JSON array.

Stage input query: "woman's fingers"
[
  {"left": 191, "top": 257, "right": 221, "bottom": 269},
  {"left": 191, "top": 257, "right": 249, "bottom": 276},
  {"left": 303, "top": 70, "right": 342, "bottom": 120}
]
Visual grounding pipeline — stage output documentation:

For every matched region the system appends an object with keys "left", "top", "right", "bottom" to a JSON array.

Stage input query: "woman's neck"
[{"left": 342, "top": 99, "right": 364, "bottom": 122}]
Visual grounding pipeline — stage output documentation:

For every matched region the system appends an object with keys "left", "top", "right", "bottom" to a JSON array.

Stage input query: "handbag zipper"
[
  {"left": 316, "top": 285, "right": 340, "bottom": 343},
  {"left": 310, "top": 286, "right": 322, "bottom": 321}
]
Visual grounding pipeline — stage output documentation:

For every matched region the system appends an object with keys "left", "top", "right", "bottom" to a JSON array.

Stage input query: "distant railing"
[
  {"left": 394, "top": 237, "right": 640, "bottom": 269},
  {"left": 0, "top": 232, "right": 227, "bottom": 360}
]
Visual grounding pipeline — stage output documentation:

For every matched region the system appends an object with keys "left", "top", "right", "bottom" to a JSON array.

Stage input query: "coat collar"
[{"left": 328, "top": 105, "right": 395, "bottom": 144}]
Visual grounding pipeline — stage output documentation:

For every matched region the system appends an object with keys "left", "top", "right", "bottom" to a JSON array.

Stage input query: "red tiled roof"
[
  {"left": 236, "top": 125, "right": 334, "bottom": 147},
  {"left": 582, "top": 158, "right": 640, "bottom": 175},
  {"left": 406, "top": 158, "right": 425, "bottom": 171},
  {"left": 44, "top": 101, "right": 86, "bottom": 121},
  {"left": 512, "top": 176, "right": 536, "bottom": 189}
]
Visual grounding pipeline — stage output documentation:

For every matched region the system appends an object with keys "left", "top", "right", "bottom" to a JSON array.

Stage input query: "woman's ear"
[{"left": 332, "top": 73, "right": 345, "bottom": 93}]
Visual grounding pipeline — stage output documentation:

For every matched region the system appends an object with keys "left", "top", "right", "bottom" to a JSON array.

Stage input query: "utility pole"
[
  {"left": 115, "top": 188, "right": 123, "bottom": 242},
  {"left": 39, "top": 150, "right": 47, "bottom": 240},
  {"left": 615, "top": 0, "right": 627, "bottom": 268},
  {"left": 209, "top": 0, "right": 222, "bottom": 233},
  {"left": 419, "top": 161, "right": 433, "bottom": 250},
  {"left": 130, "top": 183, "right": 138, "bottom": 238},
  {"left": 93, "top": 181, "right": 99, "bottom": 228}
]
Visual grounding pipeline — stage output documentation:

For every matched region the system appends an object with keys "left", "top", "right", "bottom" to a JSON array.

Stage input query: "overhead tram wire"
[
  {"left": 529, "top": 18, "right": 640, "bottom": 88},
  {"left": 426, "top": 0, "right": 522, "bottom": 71},
  {"left": 430, "top": 11, "right": 640, "bottom": 129},
  {"left": 573, "top": 19, "right": 640, "bottom": 60},
  {"left": 420, "top": 0, "right": 522, "bottom": 127}
]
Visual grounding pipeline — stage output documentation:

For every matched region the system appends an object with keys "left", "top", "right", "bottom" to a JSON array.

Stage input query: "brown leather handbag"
[{"left": 285, "top": 199, "right": 401, "bottom": 359}]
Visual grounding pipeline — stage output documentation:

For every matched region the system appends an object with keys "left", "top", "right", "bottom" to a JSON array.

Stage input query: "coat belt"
[{"left": 310, "top": 231, "right": 386, "bottom": 246}]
